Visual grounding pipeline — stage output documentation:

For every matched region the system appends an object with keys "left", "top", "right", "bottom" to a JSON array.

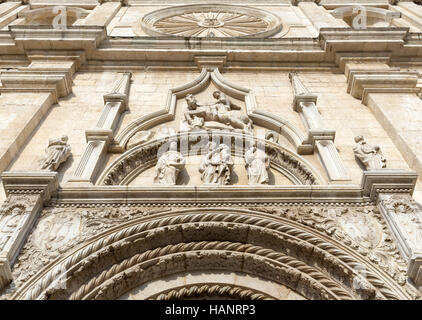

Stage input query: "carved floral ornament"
[
  {"left": 6, "top": 207, "right": 419, "bottom": 300},
  {"left": 137, "top": 4, "right": 283, "bottom": 38}
]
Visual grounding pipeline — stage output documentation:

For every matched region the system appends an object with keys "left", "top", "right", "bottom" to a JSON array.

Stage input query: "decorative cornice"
[
  {"left": 194, "top": 55, "right": 227, "bottom": 72},
  {"left": 361, "top": 169, "right": 418, "bottom": 200},
  {"left": 0, "top": 70, "right": 72, "bottom": 102},
  {"left": 346, "top": 69, "right": 419, "bottom": 104},
  {"left": 1, "top": 172, "right": 59, "bottom": 201},
  {"left": 9, "top": 25, "right": 106, "bottom": 51}
]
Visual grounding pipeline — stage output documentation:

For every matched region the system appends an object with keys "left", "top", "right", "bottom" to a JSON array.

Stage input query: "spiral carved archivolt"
[{"left": 11, "top": 209, "right": 413, "bottom": 300}]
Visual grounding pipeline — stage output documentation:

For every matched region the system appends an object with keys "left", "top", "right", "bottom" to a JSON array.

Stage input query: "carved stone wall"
[
  {"left": 0, "top": 203, "right": 419, "bottom": 300},
  {"left": 1, "top": 0, "right": 422, "bottom": 300}
]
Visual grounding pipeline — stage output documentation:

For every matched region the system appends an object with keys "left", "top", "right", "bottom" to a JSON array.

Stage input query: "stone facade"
[{"left": 0, "top": 0, "right": 421, "bottom": 300}]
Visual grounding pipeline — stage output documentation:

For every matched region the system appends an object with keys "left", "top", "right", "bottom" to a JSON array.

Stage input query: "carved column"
[
  {"left": 68, "top": 73, "right": 131, "bottom": 185},
  {"left": 0, "top": 171, "right": 58, "bottom": 289},
  {"left": 362, "top": 170, "right": 422, "bottom": 287},
  {"left": 289, "top": 72, "right": 349, "bottom": 181}
]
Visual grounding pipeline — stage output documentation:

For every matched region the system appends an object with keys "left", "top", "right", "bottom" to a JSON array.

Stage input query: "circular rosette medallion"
[
  {"left": 137, "top": 4, "right": 282, "bottom": 38},
  {"left": 338, "top": 211, "right": 382, "bottom": 249}
]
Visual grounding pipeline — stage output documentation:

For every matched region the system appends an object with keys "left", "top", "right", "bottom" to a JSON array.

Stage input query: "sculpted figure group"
[
  {"left": 184, "top": 91, "right": 253, "bottom": 132},
  {"left": 353, "top": 135, "right": 386, "bottom": 170},
  {"left": 153, "top": 140, "right": 271, "bottom": 185},
  {"left": 199, "top": 142, "right": 233, "bottom": 185}
]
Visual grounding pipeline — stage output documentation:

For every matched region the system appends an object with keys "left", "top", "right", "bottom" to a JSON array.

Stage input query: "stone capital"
[
  {"left": 1, "top": 171, "right": 59, "bottom": 201},
  {"left": 103, "top": 72, "right": 132, "bottom": 110},
  {"left": 346, "top": 69, "right": 419, "bottom": 104},
  {"left": 0, "top": 70, "right": 72, "bottom": 103},
  {"left": 194, "top": 56, "right": 227, "bottom": 72},
  {"left": 85, "top": 129, "right": 113, "bottom": 144},
  {"left": 361, "top": 169, "right": 418, "bottom": 200}
]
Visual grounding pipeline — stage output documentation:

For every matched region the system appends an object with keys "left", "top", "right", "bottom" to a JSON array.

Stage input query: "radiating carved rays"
[{"left": 153, "top": 11, "right": 269, "bottom": 37}]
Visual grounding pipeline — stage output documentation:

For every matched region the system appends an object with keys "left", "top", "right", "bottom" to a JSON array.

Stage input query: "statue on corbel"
[
  {"left": 199, "top": 142, "right": 233, "bottom": 185},
  {"left": 183, "top": 91, "right": 253, "bottom": 133},
  {"left": 245, "top": 141, "right": 270, "bottom": 185},
  {"left": 154, "top": 141, "right": 185, "bottom": 185},
  {"left": 353, "top": 135, "right": 386, "bottom": 170},
  {"left": 39, "top": 135, "right": 71, "bottom": 172}
]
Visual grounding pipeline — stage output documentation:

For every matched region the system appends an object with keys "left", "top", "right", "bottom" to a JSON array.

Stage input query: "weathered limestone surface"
[{"left": 0, "top": 0, "right": 421, "bottom": 300}]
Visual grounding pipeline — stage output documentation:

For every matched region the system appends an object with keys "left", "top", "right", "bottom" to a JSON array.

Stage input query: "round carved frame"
[
  {"left": 136, "top": 4, "right": 283, "bottom": 38},
  {"left": 12, "top": 209, "right": 411, "bottom": 300}
]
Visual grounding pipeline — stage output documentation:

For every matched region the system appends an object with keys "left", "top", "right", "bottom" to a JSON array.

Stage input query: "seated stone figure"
[
  {"left": 154, "top": 141, "right": 185, "bottom": 185},
  {"left": 184, "top": 91, "right": 252, "bottom": 132},
  {"left": 353, "top": 135, "right": 386, "bottom": 170}
]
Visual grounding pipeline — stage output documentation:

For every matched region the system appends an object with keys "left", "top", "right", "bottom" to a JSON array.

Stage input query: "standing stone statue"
[
  {"left": 154, "top": 141, "right": 185, "bottom": 185},
  {"left": 353, "top": 135, "right": 386, "bottom": 170},
  {"left": 199, "top": 142, "right": 233, "bottom": 185},
  {"left": 245, "top": 141, "right": 270, "bottom": 185},
  {"left": 40, "top": 135, "right": 71, "bottom": 171}
]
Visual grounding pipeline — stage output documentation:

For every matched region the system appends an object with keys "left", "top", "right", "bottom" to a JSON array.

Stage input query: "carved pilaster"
[
  {"left": 315, "top": 140, "right": 349, "bottom": 181},
  {"left": 0, "top": 172, "right": 58, "bottom": 290},
  {"left": 289, "top": 72, "right": 349, "bottom": 181},
  {"left": 361, "top": 170, "right": 422, "bottom": 287},
  {"left": 67, "top": 130, "right": 111, "bottom": 186},
  {"left": 0, "top": 253, "right": 12, "bottom": 289},
  {"left": 68, "top": 73, "right": 131, "bottom": 186},
  {"left": 378, "top": 193, "right": 422, "bottom": 287},
  {"left": 103, "top": 72, "right": 131, "bottom": 110}
]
